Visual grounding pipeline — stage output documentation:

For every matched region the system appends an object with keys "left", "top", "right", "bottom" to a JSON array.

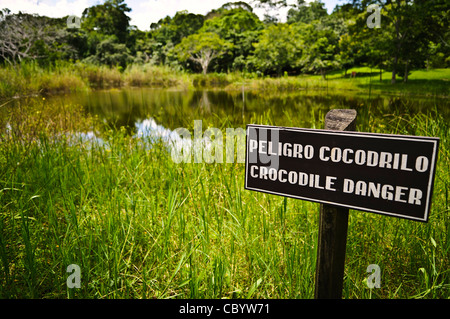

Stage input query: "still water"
[{"left": 46, "top": 87, "right": 448, "bottom": 136}]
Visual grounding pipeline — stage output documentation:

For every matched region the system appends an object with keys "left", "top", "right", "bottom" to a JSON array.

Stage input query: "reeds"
[
  {"left": 123, "top": 64, "right": 189, "bottom": 88},
  {"left": 2, "top": 63, "right": 448, "bottom": 100},
  {"left": 0, "top": 62, "right": 191, "bottom": 100}
]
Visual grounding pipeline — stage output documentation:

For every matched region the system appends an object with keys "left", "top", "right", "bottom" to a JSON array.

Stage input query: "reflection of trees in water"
[
  {"left": 45, "top": 88, "right": 449, "bottom": 135},
  {"left": 199, "top": 90, "right": 211, "bottom": 112}
]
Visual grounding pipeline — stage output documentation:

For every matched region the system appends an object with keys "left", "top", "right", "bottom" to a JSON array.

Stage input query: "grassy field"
[
  {"left": 1, "top": 63, "right": 449, "bottom": 100},
  {"left": 0, "top": 62, "right": 191, "bottom": 99},
  {"left": 0, "top": 96, "right": 449, "bottom": 299}
]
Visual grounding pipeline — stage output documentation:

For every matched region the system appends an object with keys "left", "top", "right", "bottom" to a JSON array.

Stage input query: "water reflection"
[
  {"left": 135, "top": 118, "right": 181, "bottom": 144},
  {"left": 4, "top": 88, "right": 447, "bottom": 160},
  {"left": 42, "top": 87, "right": 449, "bottom": 135},
  {"left": 71, "top": 131, "right": 104, "bottom": 146},
  {"left": 135, "top": 118, "right": 221, "bottom": 162},
  {"left": 135, "top": 117, "right": 191, "bottom": 155},
  {"left": 63, "top": 118, "right": 189, "bottom": 156}
]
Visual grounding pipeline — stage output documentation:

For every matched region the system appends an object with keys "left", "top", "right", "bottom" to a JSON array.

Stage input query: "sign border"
[{"left": 245, "top": 124, "right": 440, "bottom": 222}]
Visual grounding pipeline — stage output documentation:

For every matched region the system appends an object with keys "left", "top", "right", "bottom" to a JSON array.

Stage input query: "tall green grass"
[
  {"left": 0, "top": 99, "right": 448, "bottom": 299},
  {"left": 124, "top": 64, "right": 190, "bottom": 89},
  {"left": 0, "top": 61, "right": 88, "bottom": 98},
  {"left": 1, "top": 62, "right": 448, "bottom": 100},
  {"left": 0, "top": 62, "right": 191, "bottom": 99}
]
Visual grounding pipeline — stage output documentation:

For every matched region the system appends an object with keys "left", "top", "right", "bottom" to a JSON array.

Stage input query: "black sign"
[{"left": 245, "top": 125, "right": 439, "bottom": 222}]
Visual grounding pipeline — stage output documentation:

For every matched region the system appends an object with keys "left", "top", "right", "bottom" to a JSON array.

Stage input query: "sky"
[{"left": 0, "top": 0, "right": 343, "bottom": 31}]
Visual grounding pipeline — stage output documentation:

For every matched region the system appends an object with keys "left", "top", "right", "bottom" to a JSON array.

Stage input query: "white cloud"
[
  {"left": 0, "top": 0, "right": 93, "bottom": 17},
  {"left": 130, "top": 0, "right": 233, "bottom": 30}
]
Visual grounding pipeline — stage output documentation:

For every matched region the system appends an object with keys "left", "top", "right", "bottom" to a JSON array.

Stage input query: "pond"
[
  {"left": 8, "top": 87, "right": 449, "bottom": 142},
  {"left": 48, "top": 87, "right": 449, "bottom": 131}
]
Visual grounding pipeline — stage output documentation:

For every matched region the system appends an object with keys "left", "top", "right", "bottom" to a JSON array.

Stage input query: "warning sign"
[{"left": 245, "top": 125, "right": 439, "bottom": 222}]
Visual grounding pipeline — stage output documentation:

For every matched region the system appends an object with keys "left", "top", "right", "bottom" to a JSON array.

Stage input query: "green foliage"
[
  {"left": 150, "top": 10, "right": 205, "bottom": 45},
  {"left": 81, "top": 0, "right": 131, "bottom": 43},
  {"left": 146, "top": 11, "right": 205, "bottom": 67},
  {"left": 250, "top": 23, "right": 303, "bottom": 76},
  {"left": 287, "top": 0, "right": 328, "bottom": 24},
  {"left": 200, "top": 7, "right": 264, "bottom": 72},
  {"left": 298, "top": 21, "right": 341, "bottom": 78},
  {"left": 0, "top": 0, "right": 448, "bottom": 79},
  {"left": 174, "top": 32, "right": 233, "bottom": 74},
  {"left": 83, "top": 36, "right": 132, "bottom": 68}
]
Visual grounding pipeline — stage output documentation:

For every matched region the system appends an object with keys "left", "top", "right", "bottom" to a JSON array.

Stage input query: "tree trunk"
[
  {"left": 391, "top": 20, "right": 400, "bottom": 84},
  {"left": 404, "top": 60, "right": 409, "bottom": 83},
  {"left": 391, "top": 55, "right": 398, "bottom": 84},
  {"left": 379, "top": 65, "right": 382, "bottom": 82},
  {"left": 201, "top": 55, "right": 210, "bottom": 75}
]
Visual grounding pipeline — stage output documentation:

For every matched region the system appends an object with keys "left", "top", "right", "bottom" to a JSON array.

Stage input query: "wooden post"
[{"left": 314, "top": 109, "right": 357, "bottom": 299}]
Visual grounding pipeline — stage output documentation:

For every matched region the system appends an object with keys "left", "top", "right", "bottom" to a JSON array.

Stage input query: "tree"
[
  {"left": 150, "top": 11, "right": 205, "bottom": 46},
  {"left": 338, "top": 1, "right": 412, "bottom": 83},
  {"left": 383, "top": 0, "right": 415, "bottom": 83},
  {"left": 298, "top": 22, "right": 341, "bottom": 79},
  {"left": 61, "top": 27, "right": 91, "bottom": 60},
  {"left": 336, "top": 33, "right": 356, "bottom": 76},
  {"left": 200, "top": 7, "right": 264, "bottom": 71},
  {"left": 148, "top": 11, "right": 205, "bottom": 67},
  {"left": 83, "top": 35, "right": 132, "bottom": 68},
  {"left": 174, "top": 32, "right": 233, "bottom": 74},
  {"left": 0, "top": 9, "right": 58, "bottom": 66},
  {"left": 220, "top": 2, "right": 254, "bottom": 12},
  {"left": 287, "top": 0, "right": 328, "bottom": 24},
  {"left": 81, "top": 0, "right": 131, "bottom": 43},
  {"left": 251, "top": 23, "right": 303, "bottom": 76},
  {"left": 368, "top": 0, "right": 436, "bottom": 83},
  {"left": 251, "top": 0, "right": 288, "bottom": 9},
  {"left": 416, "top": 0, "right": 449, "bottom": 69},
  {"left": 251, "top": 0, "right": 288, "bottom": 23},
  {"left": 338, "top": 6, "right": 389, "bottom": 81}
]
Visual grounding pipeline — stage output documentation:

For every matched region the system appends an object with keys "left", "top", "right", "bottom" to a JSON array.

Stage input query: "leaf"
[
  {"left": 246, "top": 277, "right": 263, "bottom": 298},
  {"left": 14, "top": 214, "right": 36, "bottom": 221},
  {"left": 430, "top": 237, "right": 437, "bottom": 248}
]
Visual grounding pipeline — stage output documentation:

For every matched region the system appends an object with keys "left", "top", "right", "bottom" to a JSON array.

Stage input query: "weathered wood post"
[{"left": 314, "top": 109, "right": 357, "bottom": 299}]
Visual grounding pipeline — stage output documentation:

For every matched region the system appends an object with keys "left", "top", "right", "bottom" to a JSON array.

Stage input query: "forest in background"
[{"left": 0, "top": 0, "right": 448, "bottom": 84}]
